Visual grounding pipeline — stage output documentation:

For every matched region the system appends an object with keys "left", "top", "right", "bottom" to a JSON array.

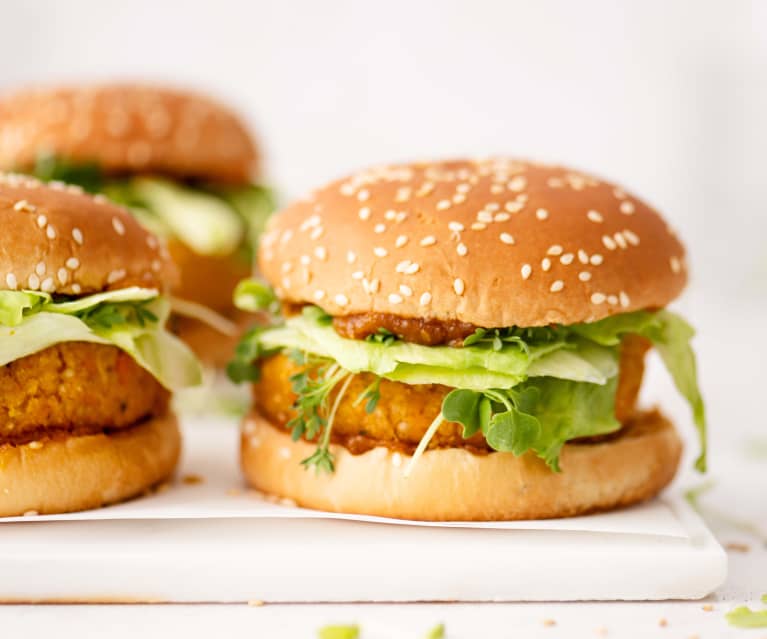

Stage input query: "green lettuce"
[{"left": 0, "top": 287, "right": 201, "bottom": 391}]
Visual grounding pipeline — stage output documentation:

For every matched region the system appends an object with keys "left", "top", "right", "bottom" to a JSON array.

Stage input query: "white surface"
[{"left": 0, "top": 419, "right": 725, "bottom": 603}]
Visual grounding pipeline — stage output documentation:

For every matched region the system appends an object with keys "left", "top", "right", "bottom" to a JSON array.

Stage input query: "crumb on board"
[
  {"left": 247, "top": 599, "right": 265, "bottom": 607},
  {"left": 725, "top": 542, "right": 751, "bottom": 553},
  {"left": 702, "top": 604, "right": 714, "bottom": 612},
  {"left": 181, "top": 474, "right": 205, "bottom": 485},
  {"left": 659, "top": 618, "right": 668, "bottom": 627},
  {"left": 542, "top": 619, "right": 556, "bottom": 627}
]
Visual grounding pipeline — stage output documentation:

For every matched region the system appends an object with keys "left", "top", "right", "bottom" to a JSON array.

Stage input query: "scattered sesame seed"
[
  {"left": 478, "top": 211, "right": 494, "bottom": 223},
  {"left": 415, "top": 182, "right": 434, "bottom": 197},
  {"left": 452, "top": 193, "right": 466, "bottom": 204},
  {"left": 521, "top": 264, "right": 532, "bottom": 280},
  {"left": 448, "top": 221, "right": 464, "bottom": 232},
  {"left": 500, "top": 232, "right": 515, "bottom": 245},
  {"left": 471, "top": 222, "right": 487, "bottom": 230},
  {"left": 613, "top": 232, "right": 627, "bottom": 249},
  {"left": 72, "top": 228, "right": 83, "bottom": 245},
  {"left": 623, "top": 229, "right": 640, "bottom": 246},
  {"left": 550, "top": 280, "right": 564, "bottom": 292},
  {"left": 420, "top": 236, "right": 436, "bottom": 247},
  {"left": 28, "top": 274, "right": 40, "bottom": 289},
  {"left": 613, "top": 187, "right": 626, "bottom": 199},
  {"left": 334, "top": 293, "right": 349, "bottom": 306},
  {"left": 591, "top": 292, "right": 607, "bottom": 304},
  {"left": 374, "top": 223, "right": 386, "bottom": 234},
  {"left": 358, "top": 207, "right": 371, "bottom": 220},
  {"left": 35, "top": 262, "right": 46, "bottom": 277},
  {"left": 560, "top": 253, "right": 574, "bottom": 265},
  {"left": 37, "top": 214, "right": 47, "bottom": 228},
  {"left": 280, "top": 229, "right": 294, "bottom": 244},
  {"left": 384, "top": 209, "right": 396, "bottom": 221},
  {"left": 340, "top": 183, "right": 355, "bottom": 196},
  {"left": 578, "top": 249, "right": 589, "bottom": 264},
  {"left": 346, "top": 250, "right": 357, "bottom": 264},
  {"left": 541, "top": 258, "right": 552, "bottom": 271},
  {"left": 453, "top": 278, "right": 465, "bottom": 295},
  {"left": 507, "top": 176, "right": 527, "bottom": 191},
  {"left": 536, "top": 208, "right": 549, "bottom": 220},
  {"left": 494, "top": 212, "right": 510, "bottom": 222},
  {"left": 310, "top": 226, "right": 324, "bottom": 240},
  {"left": 505, "top": 201, "right": 524, "bottom": 213},
  {"left": 602, "top": 235, "right": 617, "bottom": 250},
  {"left": 13, "top": 199, "right": 35, "bottom": 212},
  {"left": 395, "top": 235, "right": 408, "bottom": 248},
  {"left": 351, "top": 270, "right": 364, "bottom": 280},
  {"left": 314, "top": 246, "right": 328, "bottom": 261},
  {"left": 5, "top": 273, "right": 17, "bottom": 289},
  {"left": 281, "top": 262, "right": 292, "bottom": 274},
  {"left": 313, "top": 290, "right": 325, "bottom": 300},
  {"left": 373, "top": 247, "right": 388, "bottom": 258},
  {"left": 299, "top": 255, "right": 310, "bottom": 266},
  {"left": 146, "top": 235, "right": 157, "bottom": 249},
  {"left": 107, "top": 269, "right": 126, "bottom": 284},
  {"left": 619, "top": 291, "right": 630, "bottom": 308},
  {"left": 395, "top": 211, "right": 408, "bottom": 222},
  {"left": 578, "top": 271, "right": 592, "bottom": 281},
  {"left": 357, "top": 189, "right": 370, "bottom": 202},
  {"left": 547, "top": 177, "right": 564, "bottom": 188},
  {"left": 46, "top": 225, "right": 56, "bottom": 240},
  {"left": 399, "top": 284, "right": 413, "bottom": 297},
  {"left": 547, "top": 244, "right": 563, "bottom": 256},
  {"left": 388, "top": 293, "right": 403, "bottom": 304},
  {"left": 112, "top": 217, "right": 126, "bottom": 236},
  {"left": 485, "top": 202, "right": 500, "bottom": 212},
  {"left": 457, "top": 242, "right": 468, "bottom": 256},
  {"left": 395, "top": 260, "right": 411, "bottom": 273},
  {"left": 405, "top": 262, "right": 420, "bottom": 275},
  {"left": 620, "top": 201, "right": 635, "bottom": 214},
  {"left": 607, "top": 294, "right": 618, "bottom": 305},
  {"left": 72, "top": 284, "right": 81, "bottom": 294},
  {"left": 41, "top": 277, "right": 54, "bottom": 293},
  {"left": 395, "top": 187, "right": 412, "bottom": 202},
  {"left": 587, "top": 210, "right": 604, "bottom": 223},
  {"left": 670, "top": 256, "right": 682, "bottom": 273},
  {"left": 419, "top": 291, "right": 432, "bottom": 306},
  {"left": 456, "top": 183, "right": 471, "bottom": 193},
  {"left": 490, "top": 184, "right": 504, "bottom": 194},
  {"left": 590, "top": 254, "right": 604, "bottom": 265}
]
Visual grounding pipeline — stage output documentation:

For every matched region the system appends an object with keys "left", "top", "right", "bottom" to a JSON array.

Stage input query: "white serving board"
[{"left": 0, "top": 417, "right": 726, "bottom": 602}]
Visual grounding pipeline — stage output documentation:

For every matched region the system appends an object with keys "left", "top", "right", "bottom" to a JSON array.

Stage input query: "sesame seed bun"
[
  {"left": 0, "top": 173, "right": 175, "bottom": 294},
  {"left": 241, "top": 409, "right": 682, "bottom": 521},
  {"left": 259, "top": 159, "right": 688, "bottom": 327},
  {"left": 0, "top": 412, "right": 180, "bottom": 517},
  {"left": 0, "top": 84, "right": 258, "bottom": 183}
]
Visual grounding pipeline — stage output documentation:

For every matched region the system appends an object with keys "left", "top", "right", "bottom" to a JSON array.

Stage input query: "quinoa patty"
[
  {"left": 0, "top": 342, "right": 169, "bottom": 445},
  {"left": 253, "top": 335, "right": 649, "bottom": 455}
]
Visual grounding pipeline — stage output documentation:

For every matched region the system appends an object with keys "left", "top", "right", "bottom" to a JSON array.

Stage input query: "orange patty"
[
  {"left": 0, "top": 342, "right": 169, "bottom": 445},
  {"left": 252, "top": 335, "right": 649, "bottom": 454}
]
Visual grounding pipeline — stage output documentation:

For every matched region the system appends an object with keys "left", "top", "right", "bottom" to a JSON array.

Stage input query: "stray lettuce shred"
[
  {"left": 0, "top": 287, "right": 201, "bottom": 391},
  {"left": 230, "top": 279, "right": 706, "bottom": 473}
]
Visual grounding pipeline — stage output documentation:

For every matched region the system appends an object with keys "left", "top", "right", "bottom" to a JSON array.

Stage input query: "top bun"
[
  {"left": 259, "top": 158, "right": 688, "bottom": 327},
  {"left": 0, "top": 84, "right": 258, "bottom": 183},
  {"left": 0, "top": 173, "right": 175, "bottom": 295}
]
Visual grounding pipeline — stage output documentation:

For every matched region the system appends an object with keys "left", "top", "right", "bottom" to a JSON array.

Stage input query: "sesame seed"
[
  {"left": 607, "top": 294, "right": 618, "bottom": 305},
  {"left": 578, "top": 249, "right": 589, "bottom": 264},
  {"left": 299, "top": 255, "right": 310, "bottom": 266},
  {"left": 151, "top": 260, "right": 162, "bottom": 272},
  {"left": 37, "top": 214, "right": 47, "bottom": 228},
  {"left": 452, "top": 193, "right": 466, "bottom": 204},
  {"left": 384, "top": 209, "right": 396, "bottom": 220},
  {"left": 505, "top": 201, "right": 524, "bottom": 213},
  {"left": 602, "top": 235, "right": 617, "bottom": 250},
  {"left": 613, "top": 187, "right": 626, "bottom": 199},
  {"left": 405, "top": 262, "right": 420, "bottom": 275},
  {"left": 13, "top": 199, "right": 34, "bottom": 212},
  {"left": 310, "top": 226, "right": 324, "bottom": 240},
  {"left": 395, "top": 187, "right": 412, "bottom": 202},
  {"left": 471, "top": 222, "right": 487, "bottom": 230},
  {"left": 107, "top": 269, "right": 126, "bottom": 284},
  {"left": 358, "top": 207, "right": 371, "bottom": 220},
  {"left": 550, "top": 280, "right": 564, "bottom": 292},
  {"left": 547, "top": 245, "right": 563, "bottom": 256},
  {"left": 373, "top": 247, "right": 388, "bottom": 258},
  {"left": 448, "top": 221, "right": 464, "bottom": 232},
  {"left": 395, "top": 211, "right": 407, "bottom": 223},
  {"left": 623, "top": 229, "right": 640, "bottom": 246},
  {"left": 560, "top": 253, "right": 574, "bottom": 265},
  {"left": 281, "top": 262, "right": 292, "bottom": 273},
  {"left": 395, "top": 260, "right": 411, "bottom": 273},
  {"left": 146, "top": 235, "right": 157, "bottom": 249},
  {"left": 28, "top": 274, "right": 40, "bottom": 289},
  {"left": 399, "top": 284, "right": 413, "bottom": 297},
  {"left": 66, "top": 257, "right": 79, "bottom": 269},
  {"left": 420, "top": 236, "right": 436, "bottom": 247},
  {"left": 419, "top": 291, "right": 432, "bottom": 306},
  {"left": 415, "top": 182, "right": 434, "bottom": 197},
  {"left": 369, "top": 278, "right": 380, "bottom": 293},
  {"left": 619, "top": 291, "right": 630, "bottom": 307},
  {"left": 340, "top": 183, "right": 355, "bottom": 196},
  {"left": 314, "top": 246, "right": 328, "bottom": 261},
  {"left": 521, "top": 264, "right": 532, "bottom": 280},
  {"left": 478, "top": 211, "right": 494, "bottom": 223},
  {"left": 351, "top": 271, "right": 364, "bottom": 280},
  {"left": 590, "top": 254, "right": 604, "bottom": 265},
  {"left": 490, "top": 184, "right": 504, "bottom": 194},
  {"left": 541, "top": 258, "right": 552, "bottom": 271},
  {"left": 620, "top": 201, "right": 635, "bottom": 214},
  {"left": 453, "top": 278, "right": 465, "bottom": 295},
  {"left": 313, "top": 290, "right": 325, "bottom": 300},
  {"left": 587, "top": 210, "right": 603, "bottom": 223},
  {"left": 357, "top": 189, "right": 370, "bottom": 202},
  {"left": 41, "top": 277, "right": 54, "bottom": 292},
  {"left": 46, "top": 225, "right": 56, "bottom": 240},
  {"left": 499, "top": 232, "right": 515, "bottom": 245},
  {"left": 346, "top": 250, "right": 357, "bottom": 264},
  {"left": 280, "top": 229, "right": 294, "bottom": 244},
  {"left": 5, "top": 273, "right": 17, "bottom": 289},
  {"left": 670, "top": 256, "right": 682, "bottom": 273},
  {"left": 112, "top": 217, "right": 126, "bottom": 236},
  {"left": 494, "top": 212, "right": 511, "bottom": 222},
  {"left": 334, "top": 293, "right": 349, "bottom": 306},
  {"left": 536, "top": 208, "right": 549, "bottom": 220},
  {"left": 72, "top": 284, "right": 81, "bottom": 294},
  {"left": 395, "top": 235, "right": 408, "bottom": 248},
  {"left": 578, "top": 271, "right": 591, "bottom": 281},
  {"left": 35, "top": 261, "right": 46, "bottom": 277},
  {"left": 374, "top": 223, "right": 386, "bottom": 234},
  {"left": 508, "top": 176, "right": 527, "bottom": 191},
  {"left": 457, "top": 242, "right": 468, "bottom": 256},
  {"left": 591, "top": 292, "right": 607, "bottom": 304},
  {"left": 388, "top": 293, "right": 403, "bottom": 304},
  {"left": 72, "top": 228, "right": 83, "bottom": 245},
  {"left": 614, "top": 232, "right": 628, "bottom": 249},
  {"left": 547, "top": 177, "right": 564, "bottom": 188},
  {"left": 485, "top": 202, "right": 500, "bottom": 212}
]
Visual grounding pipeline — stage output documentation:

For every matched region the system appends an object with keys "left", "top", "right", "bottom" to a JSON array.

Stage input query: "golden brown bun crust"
[
  {"left": 241, "top": 410, "right": 682, "bottom": 521},
  {"left": 260, "top": 159, "right": 688, "bottom": 327},
  {"left": 0, "top": 173, "right": 175, "bottom": 293},
  {"left": 0, "top": 84, "right": 258, "bottom": 183},
  {"left": 0, "top": 412, "right": 180, "bottom": 517}
]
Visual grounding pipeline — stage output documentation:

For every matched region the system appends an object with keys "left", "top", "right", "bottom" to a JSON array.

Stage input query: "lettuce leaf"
[{"left": 0, "top": 288, "right": 201, "bottom": 391}]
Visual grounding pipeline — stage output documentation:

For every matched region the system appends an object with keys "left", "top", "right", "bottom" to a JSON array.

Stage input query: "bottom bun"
[
  {"left": 0, "top": 413, "right": 181, "bottom": 517},
  {"left": 241, "top": 410, "right": 682, "bottom": 521}
]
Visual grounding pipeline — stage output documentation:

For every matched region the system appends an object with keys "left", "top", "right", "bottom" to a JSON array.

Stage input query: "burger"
[
  {"left": 230, "top": 158, "right": 706, "bottom": 521},
  {"left": 0, "top": 84, "right": 274, "bottom": 366},
  {"left": 0, "top": 173, "right": 201, "bottom": 516}
]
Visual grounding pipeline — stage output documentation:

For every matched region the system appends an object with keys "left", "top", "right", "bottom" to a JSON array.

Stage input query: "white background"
[{"left": 1, "top": 1, "right": 765, "bottom": 636}]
